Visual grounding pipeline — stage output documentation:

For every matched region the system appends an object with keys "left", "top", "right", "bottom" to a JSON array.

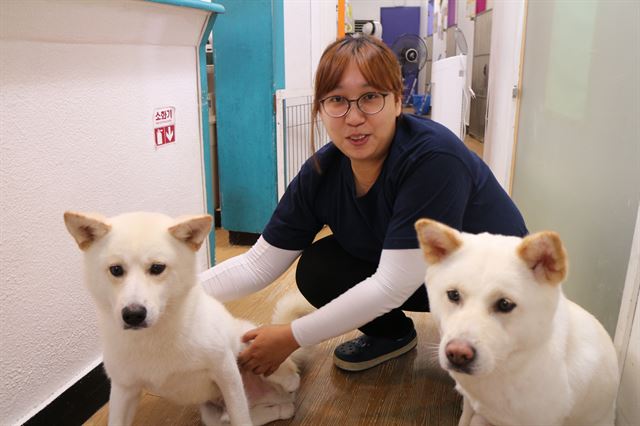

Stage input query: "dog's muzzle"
[
  {"left": 122, "top": 304, "right": 148, "bottom": 329},
  {"left": 445, "top": 338, "right": 476, "bottom": 374}
]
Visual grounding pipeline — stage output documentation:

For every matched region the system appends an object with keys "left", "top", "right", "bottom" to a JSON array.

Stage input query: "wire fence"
[{"left": 275, "top": 89, "right": 331, "bottom": 198}]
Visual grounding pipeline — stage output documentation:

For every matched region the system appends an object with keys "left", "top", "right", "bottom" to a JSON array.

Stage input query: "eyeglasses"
[{"left": 319, "top": 92, "right": 389, "bottom": 118}]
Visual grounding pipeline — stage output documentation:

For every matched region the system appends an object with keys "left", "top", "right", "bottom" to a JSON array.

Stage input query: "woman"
[{"left": 200, "top": 35, "right": 527, "bottom": 375}]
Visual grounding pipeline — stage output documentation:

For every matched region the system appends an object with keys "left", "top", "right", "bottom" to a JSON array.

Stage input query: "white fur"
[
  {"left": 416, "top": 219, "right": 619, "bottom": 426},
  {"left": 271, "top": 290, "right": 316, "bottom": 367},
  {"left": 64, "top": 211, "right": 300, "bottom": 426}
]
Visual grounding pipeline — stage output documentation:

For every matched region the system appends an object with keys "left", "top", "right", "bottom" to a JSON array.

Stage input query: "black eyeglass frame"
[{"left": 319, "top": 92, "right": 390, "bottom": 118}]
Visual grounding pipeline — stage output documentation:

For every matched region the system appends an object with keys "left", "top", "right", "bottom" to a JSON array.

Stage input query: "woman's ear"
[{"left": 394, "top": 95, "right": 402, "bottom": 117}]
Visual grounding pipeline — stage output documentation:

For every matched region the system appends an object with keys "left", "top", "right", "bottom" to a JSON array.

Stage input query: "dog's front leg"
[
  {"left": 459, "top": 400, "right": 492, "bottom": 426},
  {"left": 458, "top": 395, "right": 475, "bottom": 426},
  {"left": 108, "top": 381, "right": 140, "bottom": 426},
  {"left": 213, "top": 351, "right": 252, "bottom": 426}
]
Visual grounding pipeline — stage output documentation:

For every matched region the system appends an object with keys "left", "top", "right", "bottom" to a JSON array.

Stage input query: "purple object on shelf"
[{"left": 447, "top": 0, "right": 456, "bottom": 27}]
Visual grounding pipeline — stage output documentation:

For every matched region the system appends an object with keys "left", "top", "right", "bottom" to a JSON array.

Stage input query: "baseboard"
[
  {"left": 214, "top": 208, "right": 221, "bottom": 228},
  {"left": 23, "top": 363, "right": 109, "bottom": 426},
  {"left": 228, "top": 230, "right": 260, "bottom": 246}
]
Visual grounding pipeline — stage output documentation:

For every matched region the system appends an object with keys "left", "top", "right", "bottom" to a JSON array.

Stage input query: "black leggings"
[{"left": 295, "top": 235, "right": 429, "bottom": 339}]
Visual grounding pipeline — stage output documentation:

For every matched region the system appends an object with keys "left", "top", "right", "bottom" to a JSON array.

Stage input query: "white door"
[{"left": 430, "top": 55, "right": 467, "bottom": 140}]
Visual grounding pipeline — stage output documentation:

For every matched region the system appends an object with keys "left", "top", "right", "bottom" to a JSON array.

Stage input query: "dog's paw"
[
  {"left": 282, "top": 372, "right": 300, "bottom": 392},
  {"left": 270, "top": 371, "right": 300, "bottom": 393},
  {"left": 249, "top": 403, "right": 295, "bottom": 425},
  {"left": 267, "top": 359, "right": 301, "bottom": 392},
  {"left": 200, "top": 402, "right": 224, "bottom": 426}
]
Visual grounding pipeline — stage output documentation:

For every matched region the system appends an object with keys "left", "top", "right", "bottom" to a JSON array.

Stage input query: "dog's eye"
[
  {"left": 447, "top": 290, "right": 461, "bottom": 303},
  {"left": 496, "top": 298, "right": 516, "bottom": 313},
  {"left": 149, "top": 263, "right": 166, "bottom": 275},
  {"left": 109, "top": 265, "right": 124, "bottom": 277}
]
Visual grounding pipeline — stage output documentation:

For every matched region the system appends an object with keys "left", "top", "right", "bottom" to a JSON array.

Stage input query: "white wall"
[
  {"left": 431, "top": 0, "right": 447, "bottom": 62},
  {"left": 283, "top": 0, "right": 336, "bottom": 90},
  {"left": 456, "top": 0, "right": 474, "bottom": 123},
  {"left": 350, "top": 0, "right": 424, "bottom": 23},
  {"left": 483, "top": 0, "right": 525, "bottom": 191},
  {"left": 0, "top": 2, "right": 212, "bottom": 424}
]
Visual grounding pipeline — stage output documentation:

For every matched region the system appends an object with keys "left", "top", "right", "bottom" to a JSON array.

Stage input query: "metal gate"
[{"left": 275, "top": 89, "right": 331, "bottom": 199}]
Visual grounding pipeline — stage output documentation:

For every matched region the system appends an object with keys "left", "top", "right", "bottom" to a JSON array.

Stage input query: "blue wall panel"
[
  {"left": 381, "top": 7, "right": 421, "bottom": 47},
  {"left": 213, "top": 1, "right": 284, "bottom": 234}
]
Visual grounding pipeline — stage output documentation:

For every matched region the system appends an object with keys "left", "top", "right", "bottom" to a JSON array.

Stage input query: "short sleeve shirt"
[{"left": 262, "top": 114, "right": 527, "bottom": 263}]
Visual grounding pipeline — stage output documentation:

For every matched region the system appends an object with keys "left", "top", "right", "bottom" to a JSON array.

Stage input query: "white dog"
[
  {"left": 64, "top": 211, "right": 300, "bottom": 426},
  {"left": 414, "top": 219, "right": 619, "bottom": 426}
]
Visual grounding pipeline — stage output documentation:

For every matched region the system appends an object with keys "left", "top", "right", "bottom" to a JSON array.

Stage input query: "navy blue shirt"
[{"left": 263, "top": 114, "right": 527, "bottom": 263}]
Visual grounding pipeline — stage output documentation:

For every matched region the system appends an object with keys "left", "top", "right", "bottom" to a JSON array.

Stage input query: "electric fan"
[
  {"left": 361, "top": 20, "right": 382, "bottom": 39},
  {"left": 454, "top": 27, "right": 469, "bottom": 55},
  {"left": 391, "top": 34, "right": 428, "bottom": 105}
]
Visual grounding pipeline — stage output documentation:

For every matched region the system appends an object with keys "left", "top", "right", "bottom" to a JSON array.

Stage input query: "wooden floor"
[
  {"left": 85, "top": 228, "right": 462, "bottom": 425},
  {"left": 402, "top": 110, "right": 485, "bottom": 159},
  {"left": 463, "top": 134, "right": 483, "bottom": 158}
]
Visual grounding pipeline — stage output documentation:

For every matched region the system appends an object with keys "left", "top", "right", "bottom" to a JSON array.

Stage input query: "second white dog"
[
  {"left": 415, "top": 219, "right": 619, "bottom": 426},
  {"left": 64, "top": 211, "right": 300, "bottom": 426}
]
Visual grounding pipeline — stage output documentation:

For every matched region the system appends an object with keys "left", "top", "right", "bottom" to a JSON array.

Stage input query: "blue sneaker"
[{"left": 333, "top": 327, "right": 418, "bottom": 372}]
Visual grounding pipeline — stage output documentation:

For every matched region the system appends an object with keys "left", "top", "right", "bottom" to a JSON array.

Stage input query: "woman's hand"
[{"left": 238, "top": 323, "right": 300, "bottom": 376}]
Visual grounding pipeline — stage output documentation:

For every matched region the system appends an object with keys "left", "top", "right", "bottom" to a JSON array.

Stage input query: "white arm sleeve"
[
  {"left": 291, "top": 248, "right": 426, "bottom": 347},
  {"left": 199, "top": 236, "right": 302, "bottom": 302}
]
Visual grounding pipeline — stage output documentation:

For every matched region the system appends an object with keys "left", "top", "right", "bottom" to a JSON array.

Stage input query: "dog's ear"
[
  {"left": 415, "top": 219, "right": 463, "bottom": 264},
  {"left": 169, "top": 215, "right": 213, "bottom": 251},
  {"left": 517, "top": 231, "right": 568, "bottom": 285},
  {"left": 63, "top": 211, "right": 111, "bottom": 250}
]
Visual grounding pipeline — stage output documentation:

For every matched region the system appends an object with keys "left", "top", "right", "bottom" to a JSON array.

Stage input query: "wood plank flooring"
[
  {"left": 463, "top": 135, "right": 483, "bottom": 158},
  {"left": 84, "top": 228, "right": 462, "bottom": 425}
]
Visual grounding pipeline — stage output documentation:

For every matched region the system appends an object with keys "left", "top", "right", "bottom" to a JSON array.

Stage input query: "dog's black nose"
[
  {"left": 122, "top": 304, "right": 147, "bottom": 327},
  {"left": 445, "top": 339, "right": 476, "bottom": 368}
]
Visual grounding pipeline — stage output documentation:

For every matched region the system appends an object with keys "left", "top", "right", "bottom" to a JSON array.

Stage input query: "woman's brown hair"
[{"left": 310, "top": 35, "right": 403, "bottom": 161}]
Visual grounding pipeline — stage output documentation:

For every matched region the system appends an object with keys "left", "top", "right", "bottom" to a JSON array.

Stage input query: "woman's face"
[{"left": 319, "top": 61, "right": 402, "bottom": 166}]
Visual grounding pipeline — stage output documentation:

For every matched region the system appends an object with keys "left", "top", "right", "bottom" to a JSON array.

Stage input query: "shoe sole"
[{"left": 333, "top": 335, "right": 418, "bottom": 372}]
